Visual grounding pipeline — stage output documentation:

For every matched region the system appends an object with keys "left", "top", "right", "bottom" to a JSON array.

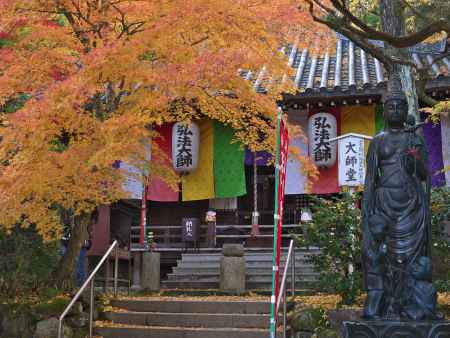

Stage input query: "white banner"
[
  {"left": 286, "top": 111, "right": 308, "bottom": 195},
  {"left": 118, "top": 140, "right": 152, "bottom": 200},
  {"left": 120, "top": 162, "right": 144, "bottom": 199},
  {"left": 338, "top": 136, "right": 365, "bottom": 186}
]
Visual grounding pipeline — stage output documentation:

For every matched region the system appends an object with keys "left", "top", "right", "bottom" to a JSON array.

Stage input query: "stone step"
[
  {"left": 110, "top": 299, "right": 270, "bottom": 314},
  {"left": 166, "top": 272, "right": 318, "bottom": 282},
  {"left": 104, "top": 311, "right": 270, "bottom": 328},
  {"left": 161, "top": 280, "right": 314, "bottom": 289},
  {"left": 177, "top": 261, "right": 313, "bottom": 269},
  {"left": 179, "top": 255, "right": 314, "bottom": 262},
  {"left": 161, "top": 280, "right": 219, "bottom": 289},
  {"left": 164, "top": 278, "right": 317, "bottom": 285},
  {"left": 181, "top": 252, "right": 314, "bottom": 258},
  {"left": 95, "top": 325, "right": 275, "bottom": 338},
  {"left": 172, "top": 266, "right": 316, "bottom": 274},
  {"left": 180, "top": 249, "right": 319, "bottom": 258},
  {"left": 247, "top": 274, "right": 317, "bottom": 282}
]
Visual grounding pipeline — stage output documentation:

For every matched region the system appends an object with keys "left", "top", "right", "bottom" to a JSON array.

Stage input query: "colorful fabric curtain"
[
  {"left": 440, "top": 113, "right": 450, "bottom": 187},
  {"left": 375, "top": 104, "right": 384, "bottom": 134},
  {"left": 244, "top": 149, "right": 272, "bottom": 166},
  {"left": 182, "top": 120, "right": 215, "bottom": 201},
  {"left": 341, "top": 104, "right": 376, "bottom": 155},
  {"left": 421, "top": 112, "right": 446, "bottom": 187},
  {"left": 209, "top": 197, "right": 238, "bottom": 210},
  {"left": 309, "top": 107, "right": 341, "bottom": 194},
  {"left": 213, "top": 121, "right": 246, "bottom": 198},
  {"left": 147, "top": 124, "right": 179, "bottom": 201},
  {"left": 285, "top": 113, "right": 308, "bottom": 195}
]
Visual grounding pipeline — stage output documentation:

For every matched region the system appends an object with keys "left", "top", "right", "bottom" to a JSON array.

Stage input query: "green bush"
[
  {"left": 295, "top": 194, "right": 363, "bottom": 306},
  {"left": 430, "top": 187, "right": 450, "bottom": 291},
  {"left": 0, "top": 226, "right": 60, "bottom": 301},
  {"left": 295, "top": 188, "right": 450, "bottom": 304}
]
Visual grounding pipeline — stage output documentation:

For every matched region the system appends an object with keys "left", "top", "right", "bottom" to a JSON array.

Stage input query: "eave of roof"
[{"left": 241, "top": 34, "right": 450, "bottom": 109}]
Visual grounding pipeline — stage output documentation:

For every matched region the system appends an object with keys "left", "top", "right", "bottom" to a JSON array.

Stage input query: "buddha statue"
[{"left": 361, "top": 76, "right": 442, "bottom": 321}]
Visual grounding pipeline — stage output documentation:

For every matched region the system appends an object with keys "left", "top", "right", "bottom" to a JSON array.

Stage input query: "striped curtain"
[
  {"left": 213, "top": 121, "right": 246, "bottom": 198},
  {"left": 182, "top": 120, "right": 215, "bottom": 201},
  {"left": 147, "top": 124, "right": 179, "bottom": 201}
]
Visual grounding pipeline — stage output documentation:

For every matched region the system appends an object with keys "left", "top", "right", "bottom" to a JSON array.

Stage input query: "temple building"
[{"left": 88, "top": 35, "right": 450, "bottom": 288}]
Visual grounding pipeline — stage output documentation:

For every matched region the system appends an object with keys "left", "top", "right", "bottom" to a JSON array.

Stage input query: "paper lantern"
[
  {"left": 172, "top": 122, "right": 200, "bottom": 173},
  {"left": 308, "top": 112, "right": 337, "bottom": 168}
]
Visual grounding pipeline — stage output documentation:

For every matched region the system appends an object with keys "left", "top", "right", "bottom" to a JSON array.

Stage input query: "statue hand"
[{"left": 404, "top": 148, "right": 420, "bottom": 175}]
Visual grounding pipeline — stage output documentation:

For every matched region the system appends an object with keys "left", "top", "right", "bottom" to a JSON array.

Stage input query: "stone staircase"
[
  {"left": 95, "top": 298, "right": 280, "bottom": 338},
  {"left": 162, "top": 248, "right": 319, "bottom": 290}
]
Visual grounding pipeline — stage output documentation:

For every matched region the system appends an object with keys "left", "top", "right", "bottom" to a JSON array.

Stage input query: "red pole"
[{"left": 140, "top": 180, "right": 148, "bottom": 245}]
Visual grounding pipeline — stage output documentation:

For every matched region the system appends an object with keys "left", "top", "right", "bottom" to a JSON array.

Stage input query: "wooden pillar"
[
  {"left": 251, "top": 152, "right": 260, "bottom": 236},
  {"left": 88, "top": 205, "right": 111, "bottom": 257}
]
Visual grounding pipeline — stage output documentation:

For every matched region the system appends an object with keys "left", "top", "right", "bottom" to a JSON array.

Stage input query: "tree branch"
[
  {"left": 305, "top": 3, "right": 417, "bottom": 71},
  {"left": 317, "top": 0, "right": 450, "bottom": 48},
  {"left": 416, "top": 69, "right": 440, "bottom": 107},
  {"left": 112, "top": 3, "right": 146, "bottom": 38},
  {"left": 429, "top": 52, "right": 450, "bottom": 66},
  {"left": 418, "top": 89, "right": 439, "bottom": 107},
  {"left": 399, "top": 0, "right": 428, "bottom": 22}
]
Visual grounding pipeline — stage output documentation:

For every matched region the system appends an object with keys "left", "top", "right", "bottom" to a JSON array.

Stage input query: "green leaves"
[
  {"left": 295, "top": 194, "right": 363, "bottom": 306},
  {"left": 430, "top": 187, "right": 450, "bottom": 291},
  {"left": 0, "top": 93, "right": 31, "bottom": 113},
  {"left": 0, "top": 226, "right": 60, "bottom": 301}
]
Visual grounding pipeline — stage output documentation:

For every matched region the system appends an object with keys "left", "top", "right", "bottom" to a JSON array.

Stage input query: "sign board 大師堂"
[{"left": 338, "top": 135, "right": 365, "bottom": 187}]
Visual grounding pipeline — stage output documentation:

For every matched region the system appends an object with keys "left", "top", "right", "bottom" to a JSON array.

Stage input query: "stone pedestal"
[
  {"left": 220, "top": 244, "right": 245, "bottom": 294},
  {"left": 343, "top": 320, "right": 450, "bottom": 338},
  {"left": 142, "top": 252, "right": 160, "bottom": 291},
  {"left": 131, "top": 252, "right": 142, "bottom": 290}
]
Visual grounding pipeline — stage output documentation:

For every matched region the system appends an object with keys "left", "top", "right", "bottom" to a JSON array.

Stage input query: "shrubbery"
[
  {"left": 296, "top": 193, "right": 363, "bottom": 306},
  {"left": 430, "top": 187, "right": 450, "bottom": 291},
  {"left": 0, "top": 226, "right": 60, "bottom": 301},
  {"left": 296, "top": 187, "right": 450, "bottom": 304}
]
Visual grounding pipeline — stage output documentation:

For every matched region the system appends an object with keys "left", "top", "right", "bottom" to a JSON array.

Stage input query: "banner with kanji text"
[{"left": 269, "top": 109, "right": 289, "bottom": 337}]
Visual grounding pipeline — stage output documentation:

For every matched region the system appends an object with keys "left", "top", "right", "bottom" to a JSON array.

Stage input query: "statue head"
[{"left": 383, "top": 75, "right": 408, "bottom": 129}]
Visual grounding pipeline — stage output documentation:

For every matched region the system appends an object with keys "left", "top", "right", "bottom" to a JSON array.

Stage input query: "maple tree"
[{"left": 0, "top": 0, "right": 328, "bottom": 285}]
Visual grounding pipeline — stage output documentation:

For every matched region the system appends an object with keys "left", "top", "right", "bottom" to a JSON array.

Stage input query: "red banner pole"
[
  {"left": 269, "top": 107, "right": 289, "bottom": 337},
  {"left": 140, "top": 180, "right": 148, "bottom": 246}
]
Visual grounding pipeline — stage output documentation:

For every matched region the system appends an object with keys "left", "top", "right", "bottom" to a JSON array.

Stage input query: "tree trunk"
[
  {"left": 400, "top": 65, "right": 420, "bottom": 121},
  {"left": 51, "top": 213, "right": 90, "bottom": 288},
  {"left": 380, "top": 0, "right": 420, "bottom": 120}
]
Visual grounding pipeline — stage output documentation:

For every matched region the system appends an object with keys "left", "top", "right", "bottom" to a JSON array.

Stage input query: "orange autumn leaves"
[{"left": 0, "top": 0, "right": 329, "bottom": 239}]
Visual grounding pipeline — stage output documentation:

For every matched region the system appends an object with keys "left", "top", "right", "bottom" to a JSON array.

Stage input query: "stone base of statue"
[{"left": 342, "top": 320, "right": 450, "bottom": 338}]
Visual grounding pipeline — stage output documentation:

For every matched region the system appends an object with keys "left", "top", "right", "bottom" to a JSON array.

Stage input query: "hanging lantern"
[
  {"left": 308, "top": 112, "right": 337, "bottom": 168},
  {"left": 172, "top": 122, "right": 200, "bottom": 173}
]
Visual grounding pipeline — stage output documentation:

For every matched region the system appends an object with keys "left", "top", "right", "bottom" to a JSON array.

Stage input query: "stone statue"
[{"left": 361, "top": 77, "right": 442, "bottom": 321}]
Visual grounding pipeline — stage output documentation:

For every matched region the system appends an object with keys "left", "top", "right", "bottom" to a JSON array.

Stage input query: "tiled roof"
[
  {"left": 285, "top": 36, "right": 449, "bottom": 94},
  {"left": 242, "top": 35, "right": 450, "bottom": 104}
]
